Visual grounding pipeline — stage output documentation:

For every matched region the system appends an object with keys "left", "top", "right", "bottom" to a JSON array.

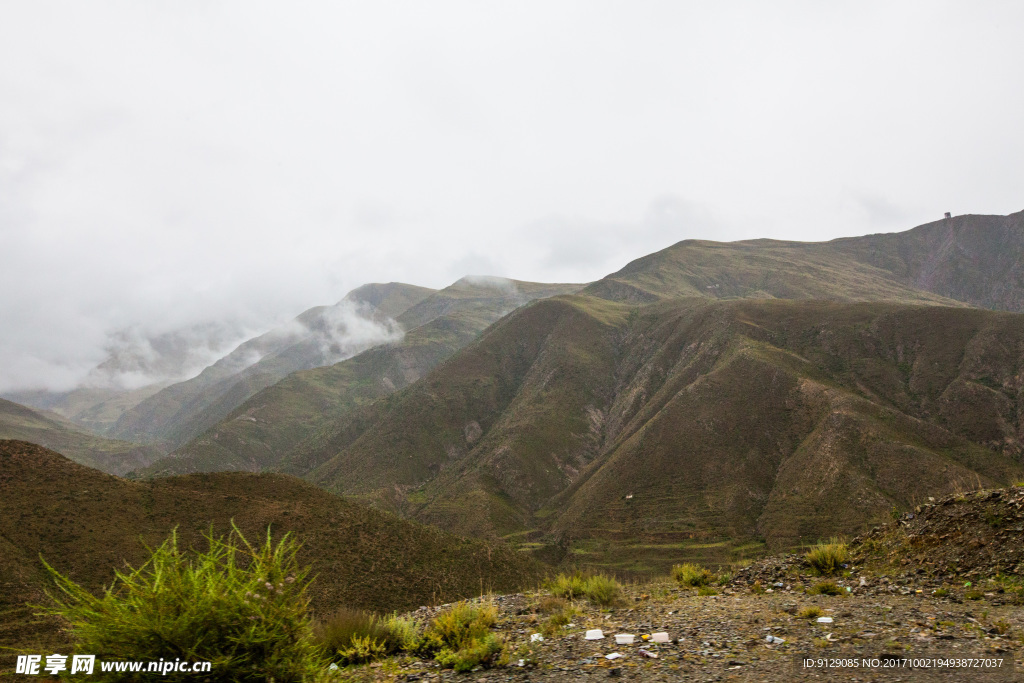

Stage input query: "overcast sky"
[{"left": 2, "top": 1, "right": 1023, "bottom": 392}]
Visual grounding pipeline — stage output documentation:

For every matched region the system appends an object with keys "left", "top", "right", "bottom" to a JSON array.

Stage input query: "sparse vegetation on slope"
[
  {"left": 0, "top": 440, "right": 541, "bottom": 671},
  {"left": 291, "top": 295, "right": 1024, "bottom": 573},
  {"left": 0, "top": 398, "right": 163, "bottom": 475},
  {"left": 139, "top": 279, "right": 582, "bottom": 478}
]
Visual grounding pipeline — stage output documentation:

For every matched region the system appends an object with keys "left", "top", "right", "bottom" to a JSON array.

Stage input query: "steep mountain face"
[
  {"left": 0, "top": 399, "right": 163, "bottom": 475},
  {"left": 137, "top": 278, "right": 582, "bottom": 477},
  {"left": 0, "top": 440, "right": 540, "bottom": 651},
  {"left": 108, "top": 282, "right": 434, "bottom": 450},
  {"left": 828, "top": 210, "right": 1024, "bottom": 312},
  {"left": 300, "top": 295, "right": 1024, "bottom": 570}
]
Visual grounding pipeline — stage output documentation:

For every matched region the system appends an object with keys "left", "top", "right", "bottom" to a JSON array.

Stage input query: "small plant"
[
  {"left": 797, "top": 606, "right": 824, "bottom": 619},
  {"left": 547, "top": 572, "right": 588, "bottom": 600},
  {"left": 672, "top": 563, "right": 715, "bottom": 587},
  {"left": 697, "top": 586, "right": 719, "bottom": 596},
  {"left": 383, "top": 613, "right": 424, "bottom": 653},
  {"left": 809, "top": 580, "right": 843, "bottom": 596},
  {"left": 965, "top": 590, "right": 985, "bottom": 601},
  {"left": 582, "top": 574, "right": 621, "bottom": 606},
  {"left": 540, "top": 603, "right": 578, "bottom": 638},
  {"left": 41, "top": 525, "right": 321, "bottom": 682},
  {"left": 336, "top": 634, "right": 387, "bottom": 666},
  {"left": 751, "top": 580, "right": 766, "bottom": 595},
  {"left": 933, "top": 588, "right": 950, "bottom": 598},
  {"left": 547, "top": 572, "right": 621, "bottom": 606},
  {"left": 535, "top": 596, "right": 568, "bottom": 613},
  {"left": 993, "top": 619, "right": 1012, "bottom": 636},
  {"left": 805, "top": 539, "right": 849, "bottom": 575},
  {"left": 421, "top": 601, "right": 504, "bottom": 672}
]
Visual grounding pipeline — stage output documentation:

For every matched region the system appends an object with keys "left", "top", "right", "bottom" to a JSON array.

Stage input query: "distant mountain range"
[
  {"left": 5, "top": 210, "right": 1024, "bottom": 575},
  {"left": 138, "top": 210, "right": 1024, "bottom": 572}
]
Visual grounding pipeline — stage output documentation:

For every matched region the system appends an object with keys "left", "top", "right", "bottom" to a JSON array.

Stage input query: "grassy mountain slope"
[
  {"left": 302, "top": 295, "right": 1024, "bottom": 572},
  {"left": 586, "top": 240, "right": 964, "bottom": 305},
  {"left": 0, "top": 399, "right": 163, "bottom": 475},
  {"left": 139, "top": 278, "right": 582, "bottom": 477},
  {"left": 0, "top": 440, "right": 541, "bottom": 662},
  {"left": 589, "top": 211, "right": 1024, "bottom": 312},
  {"left": 0, "top": 384, "right": 168, "bottom": 437},
  {"left": 109, "top": 282, "right": 434, "bottom": 450}
]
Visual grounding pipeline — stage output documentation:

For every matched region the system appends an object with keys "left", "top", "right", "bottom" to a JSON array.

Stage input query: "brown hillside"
[
  {"left": 300, "top": 296, "right": 1024, "bottom": 573},
  {"left": 0, "top": 440, "right": 541, "bottom": 663}
]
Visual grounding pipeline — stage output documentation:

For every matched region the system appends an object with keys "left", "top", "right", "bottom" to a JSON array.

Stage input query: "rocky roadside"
[
  {"left": 337, "top": 578, "right": 1022, "bottom": 682},
  {"left": 338, "top": 488, "right": 1024, "bottom": 682}
]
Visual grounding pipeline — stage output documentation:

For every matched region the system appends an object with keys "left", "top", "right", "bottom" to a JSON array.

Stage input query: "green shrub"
[
  {"left": 314, "top": 607, "right": 422, "bottom": 665},
  {"left": 672, "top": 563, "right": 714, "bottom": 587},
  {"left": 546, "top": 572, "right": 621, "bottom": 606},
  {"left": 697, "top": 586, "right": 719, "bottom": 596},
  {"left": 809, "top": 580, "right": 843, "bottom": 596},
  {"left": 582, "top": 574, "right": 621, "bottom": 606},
  {"left": 547, "top": 573, "right": 588, "bottom": 600},
  {"left": 797, "top": 606, "right": 824, "bottom": 619},
  {"left": 540, "top": 603, "right": 579, "bottom": 638},
  {"left": 434, "top": 633, "right": 503, "bottom": 672},
  {"left": 383, "top": 614, "right": 423, "bottom": 653},
  {"left": 422, "top": 601, "right": 504, "bottom": 672},
  {"left": 535, "top": 596, "right": 568, "bottom": 613},
  {"left": 805, "top": 539, "right": 849, "bottom": 575},
  {"left": 42, "top": 525, "right": 321, "bottom": 682},
  {"left": 336, "top": 634, "right": 387, "bottom": 666}
]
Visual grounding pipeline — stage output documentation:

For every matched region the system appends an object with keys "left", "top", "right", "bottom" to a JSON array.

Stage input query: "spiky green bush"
[
  {"left": 41, "top": 525, "right": 321, "bottom": 682},
  {"left": 805, "top": 539, "right": 849, "bottom": 575},
  {"left": 672, "top": 563, "right": 715, "bottom": 587},
  {"left": 421, "top": 601, "right": 503, "bottom": 672}
]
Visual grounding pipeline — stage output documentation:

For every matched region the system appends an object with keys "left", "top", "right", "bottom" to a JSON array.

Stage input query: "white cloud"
[{"left": 1, "top": 1, "right": 1023, "bottom": 391}]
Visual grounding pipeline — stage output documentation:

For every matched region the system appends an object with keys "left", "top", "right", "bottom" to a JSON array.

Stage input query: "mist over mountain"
[
  {"left": 104, "top": 283, "right": 433, "bottom": 450},
  {"left": 137, "top": 277, "right": 583, "bottom": 476}
]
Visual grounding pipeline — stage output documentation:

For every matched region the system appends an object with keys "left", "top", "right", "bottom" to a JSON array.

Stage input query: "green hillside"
[
  {"left": 0, "top": 399, "right": 162, "bottom": 475},
  {"left": 138, "top": 278, "right": 582, "bottom": 477},
  {"left": 0, "top": 440, "right": 541, "bottom": 666}
]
